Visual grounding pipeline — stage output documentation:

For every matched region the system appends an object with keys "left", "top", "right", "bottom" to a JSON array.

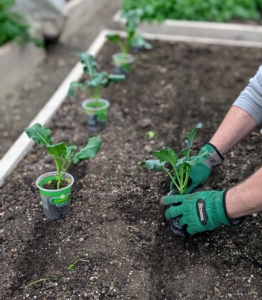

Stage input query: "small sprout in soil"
[
  {"left": 24, "top": 123, "right": 101, "bottom": 189},
  {"left": 107, "top": 8, "right": 152, "bottom": 53},
  {"left": 147, "top": 131, "right": 156, "bottom": 139},
  {"left": 68, "top": 53, "right": 125, "bottom": 105},
  {"left": 25, "top": 278, "right": 57, "bottom": 288},
  {"left": 67, "top": 259, "right": 90, "bottom": 271},
  {"left": 141, "top": 123, "right": 207, "bottom": 195}
]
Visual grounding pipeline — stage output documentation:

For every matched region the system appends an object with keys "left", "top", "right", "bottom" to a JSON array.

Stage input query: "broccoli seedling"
[
  {"left": 25, "top": 123, "right": 101, "bottom": 189},
  {"left": 141, "top": 123, "right": 207, "bottom": 195},
  {"left": 68, "top": 53, "right": 125, "bottom": 105},
  {"left": 107, "top": 8, "right": 152, "bottom": 53}
]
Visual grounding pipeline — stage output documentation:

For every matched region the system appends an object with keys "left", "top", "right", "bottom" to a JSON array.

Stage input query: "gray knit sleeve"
[{"left": 233, "top": 65, "right": 262, "bottom": 126}]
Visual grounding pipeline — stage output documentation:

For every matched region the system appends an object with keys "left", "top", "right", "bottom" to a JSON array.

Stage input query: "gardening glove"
[
  {"left": 170, "top": 143, "right": 223, "bottom": 193},
  {"left": 161, "top": 190, "right": 243, "bottom": 235}
]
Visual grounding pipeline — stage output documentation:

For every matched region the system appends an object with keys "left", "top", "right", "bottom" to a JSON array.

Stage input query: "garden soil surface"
[{"left": 1, "top": 40, "right": 262, "bottom": 300}]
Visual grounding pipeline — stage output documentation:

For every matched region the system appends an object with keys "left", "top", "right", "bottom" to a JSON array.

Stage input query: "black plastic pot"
[
  {"left": 36, "top": 172, "right": 74, "bottom": 220},
  {"left": 82, "top": 99, "right": 110, "bottom": 132},
  {"left": 168, "top": 189, "right": 186, "bottom": 236},
  {"left": 168, "top": 188, "right": 199, "bottom": 236},
  {"left": 112, "top": 53, "right": 135, "bottom": 76}
]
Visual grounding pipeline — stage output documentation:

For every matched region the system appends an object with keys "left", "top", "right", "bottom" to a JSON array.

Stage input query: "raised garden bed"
[
  {"left": 113, "top": 10, "right": 262, "bottom": 43},
  {"left": 1, "top": 32, "right": 262, "bottom": 299}
]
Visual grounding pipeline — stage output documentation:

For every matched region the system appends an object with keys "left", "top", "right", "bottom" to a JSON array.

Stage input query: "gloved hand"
[
  {"left": 170, "top": 143, "right": 223, "bottom": 193},
  {"left": 161, "top": 190, "right": 242, "bottom": 235}
]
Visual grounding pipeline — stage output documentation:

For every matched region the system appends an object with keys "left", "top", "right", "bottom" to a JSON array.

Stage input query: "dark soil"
[
  {"left": 1, "top": 40, "right": 262, "bottom": 300},
  {"left": 43, "top": 180, "right": 70, "bottom": 190}
]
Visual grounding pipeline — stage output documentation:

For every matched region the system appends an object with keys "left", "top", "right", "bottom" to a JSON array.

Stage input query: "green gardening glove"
[
  {"left": 161, "top": 190, "right": 242, "bottom": 235},
  {"left": 170, "top": 143, "right": 224, "bottom": 193}
]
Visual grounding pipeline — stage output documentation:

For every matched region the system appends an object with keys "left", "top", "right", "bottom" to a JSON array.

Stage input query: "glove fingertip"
[
  {"left": 160, "top": 195, "right": 177, "bottom": 205},
  {"left": 184, "top": 182, "right": 197, "bottom": 194},
  {"left": 165, "top": 209, "right": 173, "bottom": 220},
  {"left": 178, "top": 217, "right": 186, "bottom": 227},
  {"left": 160, "top": 196, "right": 166, "bottom": 205},
  {"left": 165, "top": 206, "right": 182, "bottom": 220}
]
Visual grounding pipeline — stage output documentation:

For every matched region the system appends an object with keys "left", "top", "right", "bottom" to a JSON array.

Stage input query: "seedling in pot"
[
  {"left": 25, "top": 123, "right": 101, "bottom": 189},
  {"left": 24, "top": 123, "right": 101, "bottom": 220},
  {"left": 141, "top": 123, "right": 208, "bottom": 235},
  {"left": 68, "top": 53, "right": 125, "bottom": 131},
  {"left": 141, "top": 124, "right": 205, "bottom": 194},
  {"left": 107, "top": 8, "right": 152, "bottom": 74}
]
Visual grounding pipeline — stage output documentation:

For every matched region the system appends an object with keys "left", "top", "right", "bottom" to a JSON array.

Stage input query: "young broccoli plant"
[
  {"left": 25, "top": 123, "right": 101, "bottom": 190},
  {"left": 141, "top": 123, "right": 206, "bottom": 195},
  {"left": 107, "top": 8, "right": 152, "bottom": 53},
  {"left": 68, "top": 53, "right": 125, "bottom": 105}
]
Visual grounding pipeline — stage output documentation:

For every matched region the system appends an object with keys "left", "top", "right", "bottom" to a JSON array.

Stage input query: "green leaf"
[
  {"left": 176, "top": 157, "right": 187, "bottom": 178},
  {"left": 184, "top": 157, "right": 198, "bottom": 167},
  {"left": 73, "top": 137, "right": 101, "bottom": 164},
  {"left": 143, "top": 40, "right": 153, "bottom": 50},
  {"left": 131, "top": 35, "right": 152, "bottom": 49},
  {"left": 79, "top": 53, "right": 97, "bottom": 75},
  {"left": 64, "top": 145, "right": 77, "bottom": 160},
  {"left": 106, "top": 33, "right": 121, "bottom": 44},
  {"left": 179, "top": 148, "right": 189, "bottom": 157},
  {"left": 123, "top": 8, "right": 143, "bottom": 33},
  {"left": 107, "top": 74, "right": 126, "bottom": 83},
  {"left": 177, "top": 164, "right": 186, "bottom": 177},
  {"left": 140, "top": 160, "right": 167, "bottom": 171},
  {"left": 184, "top": 123, "right": 202, "bottom": 148},
  {"left": 68, "top": 82, "right": 85, "bottom": 98},
  {"left": 175, "top": 157, "right": 186, "bottom": 167},
  {"left": 153, "top": 148, "right": 178, "bottom": 167},
  {"left": 87, "top": 72, "right": 107, "bottom": 88},
  {"left": 47, "top": 142, "right": 67, "bottom": 158},
  {"left": 24, "top": 123, "right": 52, "bottom": 145},
  {"left": 87, "top": 72, "right": 125, "bottom": 89}
]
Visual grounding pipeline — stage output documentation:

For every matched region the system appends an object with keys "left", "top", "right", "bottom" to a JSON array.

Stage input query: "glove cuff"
[
  {"left": 203, "top": 143, "right": 224, "bottom": 168},
  {"left": 222, "top": 190, "right": 244, "bottom": 226}
]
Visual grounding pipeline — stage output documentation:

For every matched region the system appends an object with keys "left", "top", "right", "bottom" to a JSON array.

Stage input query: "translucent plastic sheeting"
[
  {"left": 14, "top": 0, "right": 67, "bottom": 19},
  {"left": 13, "top": 0, "right": 67, "bottom": 38}
]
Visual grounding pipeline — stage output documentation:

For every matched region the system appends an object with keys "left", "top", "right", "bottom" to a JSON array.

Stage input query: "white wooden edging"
[
  {"left": 113, "top": 10, "right": 262, "bottom": 43},
  {"left": 107, "top": 29, "right": 262, "bottom": 48},
  {"left": 1, "top": 29, "right": 262, "bottom": 186}
]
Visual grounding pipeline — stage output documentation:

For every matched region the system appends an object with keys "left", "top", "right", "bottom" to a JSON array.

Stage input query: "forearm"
[
  {"left": 226, "top": 167, "right": 262, "bottom": 218},
  {"left": 209, "top": 106, "right": 257, "bottom": 155},
  {"left": 209, "top": 65, "right": 262, "bottom": 155}
]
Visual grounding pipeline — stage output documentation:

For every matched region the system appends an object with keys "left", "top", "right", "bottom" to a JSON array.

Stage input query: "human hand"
[{"left": 161, "top": 190, "right": 242, "bottom": 235}]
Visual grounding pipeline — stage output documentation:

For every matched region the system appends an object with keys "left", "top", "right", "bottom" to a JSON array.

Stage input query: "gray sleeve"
[{"left": 233, "top": 65, "right": 262, "bottom": 126}]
